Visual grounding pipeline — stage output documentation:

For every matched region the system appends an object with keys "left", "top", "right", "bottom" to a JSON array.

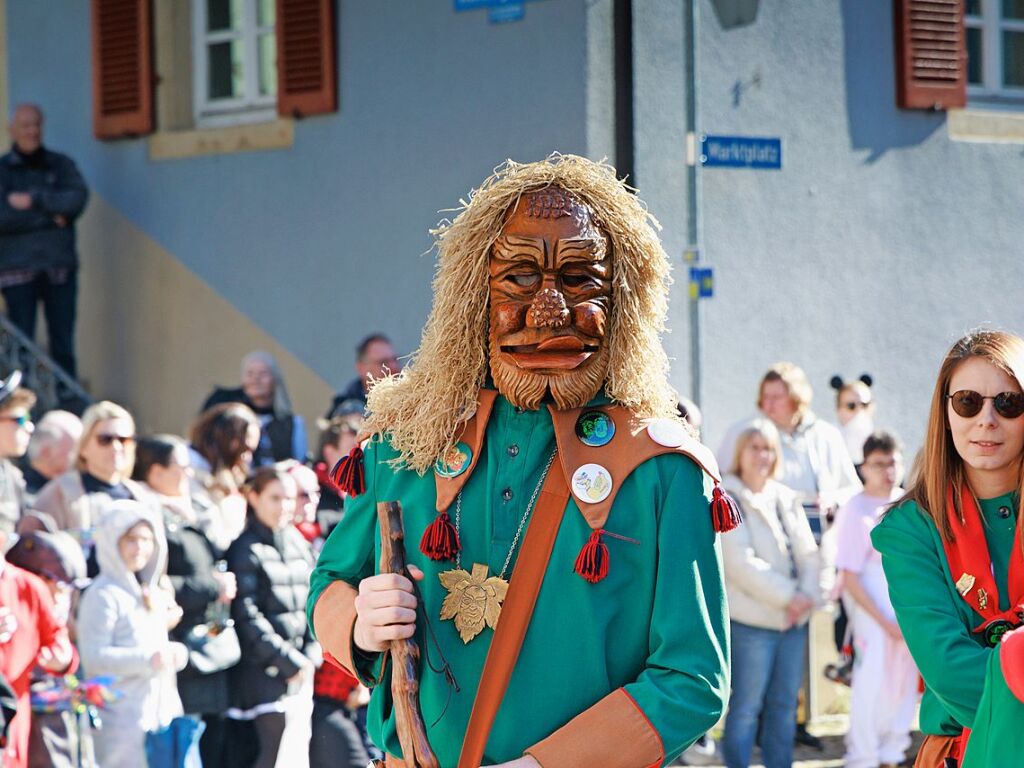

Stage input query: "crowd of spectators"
[
  {"left": 0, "top": 336, "right": 923, "bottom": 768},
  {"left": 0, "top": 335, "right": 392, "bottom": 768}
]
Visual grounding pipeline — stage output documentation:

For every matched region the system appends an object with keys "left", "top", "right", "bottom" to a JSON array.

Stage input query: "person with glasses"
[
  {"left": 0, "top": 371, "right": 35, "bottom": 527},
  {"left": 834, "top": 431, "right": 917, "bottom": 768},
  {"left": 830, "top": 374, "right": 876, "bottom": 470},
  {"left": 32, "top": 401, "right": 154, "bottom": 565},
  {"left": 872, "top": 330, "right": 1024, "bottom": 768}
]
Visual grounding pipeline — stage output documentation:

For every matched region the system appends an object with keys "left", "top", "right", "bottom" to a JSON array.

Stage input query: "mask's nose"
[{"left": 527, "top": 288, "right": 570, "bottom": 329}]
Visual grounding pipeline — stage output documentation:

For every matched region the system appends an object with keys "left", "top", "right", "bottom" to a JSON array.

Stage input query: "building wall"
[
  {"left": 5, "top": 0, "right": 1021, "bottom": 455},
  {"left": 634, "top": 0, "right": 1024, "bottom": 455},
  {"left": 4, "top": 0, "right": 594, "bottom": 437}
]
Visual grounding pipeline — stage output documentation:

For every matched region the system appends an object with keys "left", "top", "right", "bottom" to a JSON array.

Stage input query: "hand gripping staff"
[{"left": 376, "top": 501, "right": 440, "bottom": 768}]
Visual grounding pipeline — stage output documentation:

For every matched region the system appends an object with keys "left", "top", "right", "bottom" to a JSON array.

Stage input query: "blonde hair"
[
  {"left": 76, "top": 400, "right": 136, "bottom": 474},
  {"left": 901, "top": 329, "right": 1024, "bottom": 541},
  {"left": 364, "top": 154, "right": 678, "bottom": 473},
  {"left": 731, "top": 418, "right": 783, "bottom": 480},
  {"left": 758, "top": 362, "right": 813, "bottom": 419}
]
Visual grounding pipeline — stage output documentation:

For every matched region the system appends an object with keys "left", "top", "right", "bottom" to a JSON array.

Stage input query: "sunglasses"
[
  {"left": 0, "top": 414, "right": 31, "bottom": 427},
  {"left": 947, "top": 390, "right": 1024, "bottom": 420},
  {"left": 96, "top": 433, "right": 135, "bottom": 447},
  {"left": 842, "top": 401, "right": 868, "bottom": 412}
]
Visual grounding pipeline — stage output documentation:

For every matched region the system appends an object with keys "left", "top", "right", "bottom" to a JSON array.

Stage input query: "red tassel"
[
  {"left": 711, "top": 485, "right": 742, "bottom": 533},
  {"left": 419, "top": 512, "right": 460, "bottom": 561},
  {"left": 329, "top": 445, "right": 365, "bottom": 496},
  {"left": 575, "top": 529, "right": 610, "bottom": 584}
]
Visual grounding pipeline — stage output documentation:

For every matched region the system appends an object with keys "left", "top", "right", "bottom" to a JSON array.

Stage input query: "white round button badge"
[
  {"left": 647, "top": 418, "right": 687, "bottom": 448},
  {"left": 571, "top": 463, "right": 613, "bottom": 504}
]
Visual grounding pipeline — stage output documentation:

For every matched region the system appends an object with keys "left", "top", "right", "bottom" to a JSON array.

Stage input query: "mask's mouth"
[{"left": 501, "top": 336, "right": 598, "bottom": 370}]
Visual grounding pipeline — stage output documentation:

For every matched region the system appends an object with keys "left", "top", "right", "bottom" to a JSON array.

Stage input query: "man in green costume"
[{"left": 308, "top": 155, "right": 733, "bottom": 768}]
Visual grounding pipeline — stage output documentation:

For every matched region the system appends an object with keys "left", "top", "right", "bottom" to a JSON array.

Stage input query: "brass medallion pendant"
[
  {"left": 438, "top": 448, "right": 557, "bottom": 643},
  {"left": 439, "top": 563, "right": 508, "bottom": 643}
]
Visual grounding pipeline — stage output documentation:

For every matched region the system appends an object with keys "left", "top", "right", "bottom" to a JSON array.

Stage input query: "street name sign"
[{"left": 700, "top": 135, "right": 781, "bottom": 170}]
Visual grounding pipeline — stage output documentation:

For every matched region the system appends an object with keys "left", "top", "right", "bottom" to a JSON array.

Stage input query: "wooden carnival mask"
[{"left": 488, "top": 186, "right": 613, "bottom": 411}]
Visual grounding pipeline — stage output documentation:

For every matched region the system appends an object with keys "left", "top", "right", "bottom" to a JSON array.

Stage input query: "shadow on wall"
[{"left": 841, "top": 0, "right": 944, "bottom": 163}]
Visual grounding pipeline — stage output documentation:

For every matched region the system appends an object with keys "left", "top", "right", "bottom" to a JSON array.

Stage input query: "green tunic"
[
  {"left": 308, "top": 392, "right": 729, "bottom": 767},
  {"left": 871, "top": 492, "right": 1024, "bottom": 767}
]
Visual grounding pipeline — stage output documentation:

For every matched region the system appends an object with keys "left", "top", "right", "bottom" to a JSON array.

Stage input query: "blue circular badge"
[
  {"left": 435, "top": 442, "right": 473, "bottom": 478},
  {"left": 575, "top": 410, "right": 615, "bottom": 447}
]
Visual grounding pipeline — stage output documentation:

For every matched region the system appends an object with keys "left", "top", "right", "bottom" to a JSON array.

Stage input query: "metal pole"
[{"left": 684, "top": 0, "right": 702, "bottom": 406}]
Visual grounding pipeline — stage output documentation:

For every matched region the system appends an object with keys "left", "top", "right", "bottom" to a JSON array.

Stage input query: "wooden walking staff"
[{"left": 377, "top": 501, "right": 439, "bottom": 768}]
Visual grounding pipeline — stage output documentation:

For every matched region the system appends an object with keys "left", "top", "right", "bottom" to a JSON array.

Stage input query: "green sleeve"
[
  {"left": 959, "top": 647, "right": 1024, "bottom": 767},
  {"left": 871, "top": 502, "right": 990, "bottom": 730},
  {"left": 625, "top": 457, "right": 731, "bottom": 762},
  {"left": 306, "top": 439, "right": 379, "bottom": 636}
]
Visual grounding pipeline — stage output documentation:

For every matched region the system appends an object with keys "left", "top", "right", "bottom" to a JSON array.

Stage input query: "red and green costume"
[
  {"left": 308, "top": 391, "right": 730, "bottom": 767},
  {"left": 872, "top": 489, "right": 1024, "bottom": 767}
]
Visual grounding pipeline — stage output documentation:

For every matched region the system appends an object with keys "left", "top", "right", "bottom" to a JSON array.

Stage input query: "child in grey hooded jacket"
[{"left": 76, "top": 499, "right": 187, "bottom": 767}]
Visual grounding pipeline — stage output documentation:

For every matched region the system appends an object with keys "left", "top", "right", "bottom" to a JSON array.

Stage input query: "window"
[
  {"left": 192, "top": 0, "right": 278, "bottom": 127},
  {"left": 966, "top": 0, "right": 1024, "bottom": 100}
]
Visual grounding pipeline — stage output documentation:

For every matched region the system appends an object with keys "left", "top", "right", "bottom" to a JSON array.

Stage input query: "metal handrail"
[{"left": 0, "top": 313, "right": 92, "bottom": 413}]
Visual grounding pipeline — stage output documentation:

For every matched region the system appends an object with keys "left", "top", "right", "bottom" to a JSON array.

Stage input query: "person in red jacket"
[{"left": 0, "top": 517, "right": 75, "bottom": 768}]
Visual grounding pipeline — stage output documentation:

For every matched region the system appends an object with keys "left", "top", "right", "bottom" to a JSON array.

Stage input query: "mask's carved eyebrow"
[
  {"left": 556, "top": 236, "right": 606, "bottom": 263},
  {"left": 493, "top": 234, "right": 545, "bottom": 264}
]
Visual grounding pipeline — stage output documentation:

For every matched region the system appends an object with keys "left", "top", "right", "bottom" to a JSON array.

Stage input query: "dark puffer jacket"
[
  {"left": 163, "top": 504, "right": 231, "bottom": 715},
  {"left": 0, "top": 146, "right": 88, "bottom": 272},
  {"left": 226, "top": 516, "right": 319, "bottom": 710}
]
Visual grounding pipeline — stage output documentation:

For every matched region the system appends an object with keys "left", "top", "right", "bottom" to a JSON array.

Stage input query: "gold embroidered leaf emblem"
[{"left": 438, "top": 562, "right": 509, "bottom": 643}]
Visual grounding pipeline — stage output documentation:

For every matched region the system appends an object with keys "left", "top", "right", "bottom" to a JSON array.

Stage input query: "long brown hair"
[{"left": 901, "top": 329, "right": 1024, "bottom": 541}]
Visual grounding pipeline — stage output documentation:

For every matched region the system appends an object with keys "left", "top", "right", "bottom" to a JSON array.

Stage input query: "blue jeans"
[{"left": 723, "top": 620, "right": 808, "bottom": 768}]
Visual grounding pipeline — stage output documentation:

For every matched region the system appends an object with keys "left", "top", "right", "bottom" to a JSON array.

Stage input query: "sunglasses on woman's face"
[
  {"left": 0, "top": 414, "right": 31, "bottom": 428},
  {"left": 96, "top": 433, "right": 135, "bottom": 447},
  {"left": 842, "top": 401, "right": 868, "bottom": 412},
  {"left": 947, "top": 390, "right": 1024, "bottom": 419}
]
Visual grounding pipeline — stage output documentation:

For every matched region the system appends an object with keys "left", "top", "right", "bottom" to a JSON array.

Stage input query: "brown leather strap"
[
  {"left": 548, "top": 404, "right": 720, "bottom": 531},
  {"left": 914, "top": 733, "right": 959, "bottom": 767},
  {"left": 457, "top": 459, "right": 571, "bottom": 768}
]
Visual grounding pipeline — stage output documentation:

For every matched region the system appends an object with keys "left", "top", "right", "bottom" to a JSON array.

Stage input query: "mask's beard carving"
[{"left": 489, "top": 333, "right": 610, "bottom": 411}]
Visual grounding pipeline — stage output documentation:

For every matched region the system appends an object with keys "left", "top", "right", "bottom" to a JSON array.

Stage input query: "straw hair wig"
[{"left": 365, "top": 154, "right": 679, "bottom": 473}]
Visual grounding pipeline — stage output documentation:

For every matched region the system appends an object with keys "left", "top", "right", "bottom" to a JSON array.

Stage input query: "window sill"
[
  {"left": 148, "top": 118, "right": 294, "bottom": 161},
  {"left": 948, "top": 107, "right": 1024, "bottom": 144}
]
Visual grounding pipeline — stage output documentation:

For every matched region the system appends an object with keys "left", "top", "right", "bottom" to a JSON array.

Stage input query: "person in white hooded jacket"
[
  {"left": 720, "top": 419, "right": 825, "bottom": 768},
  {"left": 76, "top": 499, "right": 187, "bottom": 768}
]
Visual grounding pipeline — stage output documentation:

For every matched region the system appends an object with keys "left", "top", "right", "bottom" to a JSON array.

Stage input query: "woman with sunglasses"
[
  {"left": 872, "top": 330, "right": 1024, "bottom": 767},
  {"left": 0, "top": 371, "right": 35, "bottom": 526},
  {"left": 33, "top": 401, "right": 156, "bottom": 564},
  {"left": 831, "top": 374, "right": 876, "bottom": 469}
]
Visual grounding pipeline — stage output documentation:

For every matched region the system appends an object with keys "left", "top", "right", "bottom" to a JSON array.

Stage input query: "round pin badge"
[
  {"left": 984, "top": 619, "right": 1014, "bottom": 647},
  {"left": 435, "top": 442, "right": 473, "bottom": 478},
  {"left": 571, "top": 463, "right": 613, "bottom": 504},
  {"left": 647, "top": 418, "right": 687, "bottom": 448},
  {"left": 575, "top": 410, "right": 615, "bottom": 447}
]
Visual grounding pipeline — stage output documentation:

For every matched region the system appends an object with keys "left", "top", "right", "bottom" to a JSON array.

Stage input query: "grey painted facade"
[
  {"left": 632, "top": 0, "right": 1024, "bottom": 455},
  {"left": 4, "top": 0, "right": 1022, "bottom": 456}
]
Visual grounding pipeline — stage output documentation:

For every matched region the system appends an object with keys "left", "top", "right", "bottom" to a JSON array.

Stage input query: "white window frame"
[
  {"left": 966, "top": 0, "right": 1024, "bottom": 103},
  {"left": 192, "top": 0, "right": 278, "bottom": 128}
]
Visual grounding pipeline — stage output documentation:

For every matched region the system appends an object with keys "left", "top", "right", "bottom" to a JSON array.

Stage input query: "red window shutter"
[
  {"left": 276, "top": 0, "right": 338, "bottom": 118},
  {"left": 91, "top": 0, "right": 154, "bottom": 139},
  {"left": 894, "top": 0, "right": 967, "bottom": 110}
]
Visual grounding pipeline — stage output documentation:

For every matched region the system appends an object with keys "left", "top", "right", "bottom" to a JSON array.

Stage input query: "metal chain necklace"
[{"left": 438, "top": 448, "right": 557, "bottom": 643}]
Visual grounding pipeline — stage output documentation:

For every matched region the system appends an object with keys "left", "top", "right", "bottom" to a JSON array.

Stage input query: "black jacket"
[
  {"left": 226, "top": 517, "right": 318, "bottom": 709},
  {"left": 164, "top": 505, "right": 231, "bottom": 714},
  {"left": 325, "top": 376, "right": 367, "bottom": 419},
  {"left": 0, "top": 146, "right": 88, "bottom": 272},
  {"left": 201, "top": 386, "right": 296, "bottom": 464}
]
